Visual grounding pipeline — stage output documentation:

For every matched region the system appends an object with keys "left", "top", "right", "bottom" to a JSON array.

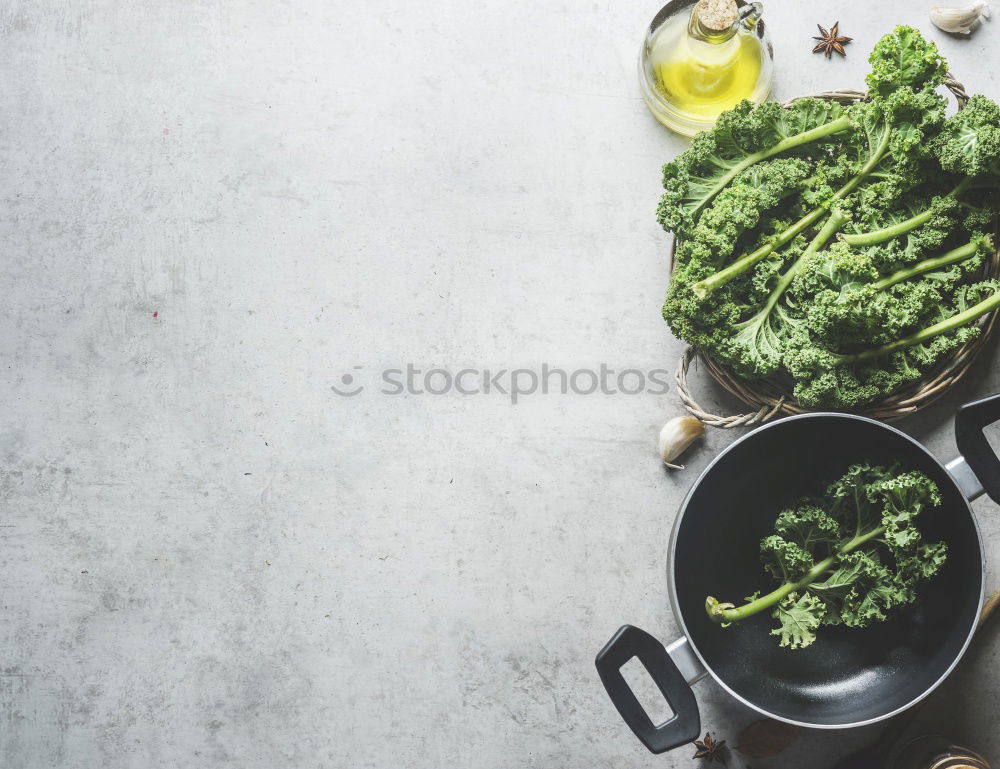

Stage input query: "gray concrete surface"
[{"left": 2, "top": 1, "right": 1000, "bottom": 767}]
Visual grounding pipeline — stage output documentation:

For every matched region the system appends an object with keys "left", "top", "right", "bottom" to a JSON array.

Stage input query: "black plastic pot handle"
[
  {"left": 956, "top": 393, "right": 1000, "bottom": 505},
  {"left": 594, "top": 625, "right": 700, "bottom": 754}
]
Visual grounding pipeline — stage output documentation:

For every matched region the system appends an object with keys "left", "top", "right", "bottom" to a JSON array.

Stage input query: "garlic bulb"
[
  {"left": 659, "top": 416, "right": 705, "bottom": 469},
  {"left": 930, "top": 1, "right": 990, "bottom": 34}
]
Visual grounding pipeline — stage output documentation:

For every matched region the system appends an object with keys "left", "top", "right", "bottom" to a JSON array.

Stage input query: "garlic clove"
[
  {"left": 659, "top": 416, "right": 705, "bottom": 468},
  {"left": 931, "top": 0, "right": 990, "bottom": 34}
]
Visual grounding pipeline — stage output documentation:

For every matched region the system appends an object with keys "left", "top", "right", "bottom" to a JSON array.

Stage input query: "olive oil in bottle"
[{"left": 639, "top": 0, "right": 773, "bottom": 136}]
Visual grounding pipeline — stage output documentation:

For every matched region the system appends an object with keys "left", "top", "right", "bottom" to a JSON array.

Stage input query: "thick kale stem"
[
  {"left": 706, "top": 526, "right": 885, "bottom": 624},
  {"left": 692, "top": 120, "right": 888, "bottom": 299},
  {"left": 737, "top": 210, "right": 847, "bottom": 329},
  {"left": 692, "top": 207, "right": 825, "bottom": 299},
  {"left": 836, "top": 286, "right": 1000, "bottom": 364},
  {"left": 691, "top": 115, "right": 854, "bottom": 219},
  {"left": 726, "top": 211, "right": 847, "bottom": 372},
  {"left": 841, "top": 177, "right": 974, "bottom": 247},
  {"left": 872, "top": 235, "right": 991, "bottom": 291}
]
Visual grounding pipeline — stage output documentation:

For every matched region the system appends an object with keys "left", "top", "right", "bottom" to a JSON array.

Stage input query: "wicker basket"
[{"left": 672, "top": 77, "right": 1000, "bottom": 428}]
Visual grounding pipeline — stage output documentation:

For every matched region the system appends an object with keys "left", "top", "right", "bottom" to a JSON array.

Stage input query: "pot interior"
[{"left": 671, "top": 414, "right": 983, "bottom": 726}]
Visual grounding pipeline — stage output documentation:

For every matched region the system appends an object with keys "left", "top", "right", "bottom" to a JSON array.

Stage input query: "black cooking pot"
[{"left": 596, "top": 394, "right": 1000, "bottom": 754}]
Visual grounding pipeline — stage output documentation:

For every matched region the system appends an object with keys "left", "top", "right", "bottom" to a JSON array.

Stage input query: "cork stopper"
[{"left": 695, "top": 0, "right": 739, "bottom": 32}]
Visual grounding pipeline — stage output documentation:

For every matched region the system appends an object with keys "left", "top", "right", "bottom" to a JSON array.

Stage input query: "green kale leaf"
[{"left": 705, "top": 464, "right": 947, "bottom": 649}]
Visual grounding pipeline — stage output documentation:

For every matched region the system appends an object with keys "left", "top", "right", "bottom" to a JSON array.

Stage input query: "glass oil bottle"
[{"left": 639, "top": 0, "right": 773, "bottom": 136}]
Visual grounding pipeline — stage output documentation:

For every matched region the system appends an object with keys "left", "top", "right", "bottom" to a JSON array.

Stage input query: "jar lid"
[{"left": 929, "top": 756, "right": 989, "bottom": 769}]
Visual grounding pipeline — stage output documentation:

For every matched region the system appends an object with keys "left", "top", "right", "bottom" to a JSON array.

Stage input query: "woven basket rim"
[{"left": 671, "top": 76, "right": 1000, "bottom": 423}]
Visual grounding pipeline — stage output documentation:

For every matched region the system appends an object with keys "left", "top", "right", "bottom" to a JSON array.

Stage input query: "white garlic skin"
[
  {"left": 659, "top": 416, "right": 705, "bottom": 467},
  {"left": 930, "top": 1, "right": 990, "bottom": 34}
]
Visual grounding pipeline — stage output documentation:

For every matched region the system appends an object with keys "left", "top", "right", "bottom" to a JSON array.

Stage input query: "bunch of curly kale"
[{"left": 660, "top": 27, "right": 1000, "bottom": 409}]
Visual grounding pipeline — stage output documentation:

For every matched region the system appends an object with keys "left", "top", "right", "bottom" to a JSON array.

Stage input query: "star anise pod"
[
  {"left": 812, "top": 21, "right": 852, "bottom": 58},
  {"left": 693, "top": 732, "right": 727, "bottom": 764}
]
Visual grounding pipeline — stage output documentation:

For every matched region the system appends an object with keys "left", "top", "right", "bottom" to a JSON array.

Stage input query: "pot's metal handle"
[
  {"left": 595, "top": 625, "right": 700, "bottom": 754},
  {"left": 665, "top": 636, "right": 709, "bottom": 684},
  {"left": 955, "top": 393, "right": 1000, "bottom": 505}
]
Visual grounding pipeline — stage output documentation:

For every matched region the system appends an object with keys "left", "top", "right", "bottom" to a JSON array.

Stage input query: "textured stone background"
[{"left": 1, "top": 1, "right": 999, "bottom": 767}]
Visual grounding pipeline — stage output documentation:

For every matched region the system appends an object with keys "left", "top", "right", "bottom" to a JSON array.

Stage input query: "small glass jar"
[
  {"left": 638, "top": 0, "right": 774, "bottom": 136},
  {"left": 888, "top": 735, "right": 990, "bottom": 769}
]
